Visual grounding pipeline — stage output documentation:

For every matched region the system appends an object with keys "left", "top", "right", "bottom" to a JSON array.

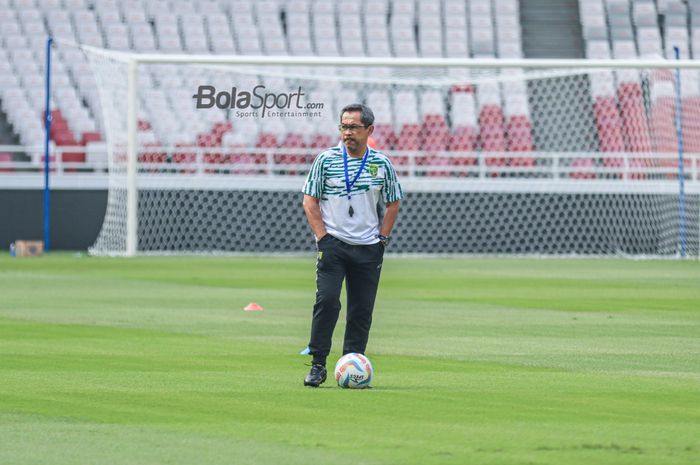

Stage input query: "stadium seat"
[
  {"left": 448, "top": 87, "right": 478, "bottom": 174},
  {"left": 97, "top": 5, "right": 122, "bottom": 24},
  {"left": 578, "top": 0, "right": 700, "bottom": 179},
  {"left": 308, "top": 134, "right": 333, "bottom": 152},
  {"left": 81, "top": 131, "right": 101, "bottom": 145},
  {"left": 0, "top": 152, "right": 13, "bottom": 173},
  {"left": 471, "top": 25, "right": 496, "bottom": 56},
  {"left": 569, "top": 157, "right": 597, "bottom": 179},
  {"left": 649, "top": 75, "right": 680, "bottom": 177},
  {"left": 0, "top": 0, "right": 537, "bottom": 175},
  {"left": 617, "top": 80, "right": 654, "bottom": 175},
  {"left": 681, "top": 95, "right": 700, "bottom": 153},
  {"left": 665, "top": 1, "right": 688, "bottom": 27},
  {"left": 637, "top": 27, "right": 662, "bottom": 56},
  {"left": 475, "top": 81, "right": 506, "bottom": 175},
  {"left": 197, "top": 133, "right": 228, "bottom": 175},
  {"left": 419, "top": 114, "right": 450, "bottom": 176},
  {"left": 592, "top": 92, "right": 626, "bottom": 176},
  {"left": 502, "top": 78, "right": 533, "bottom": 170},
  {"left": 632, "top": 1, "right": 658, "bottom": 27},
  {"left": 449, "top": 125, "right": 477, "bottom": 152},
  {"left": 506, "top": 114, "right": 534, "bottom": 155},
  {"left": 171, "top": 143, "right": 198, "bottom": 174},
  {"left": 479, "top": 105, "right": 507, "bottom": 174},
  {"left": 137, "top": 142, "right": 165, "bottom": 173},
  {"left": 371, "top": 123, "right": 397, "bottom": 152},
  {"left": 273, "top": 133, "right": 307, "bottom": 175},
  {"left": 256, "top": 131, "right": 279, "bottom": 149}
]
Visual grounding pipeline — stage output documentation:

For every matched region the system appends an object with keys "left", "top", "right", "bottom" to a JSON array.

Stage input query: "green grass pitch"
[{"left": 1, "top": 254, "right": 699, "bottom": 465}]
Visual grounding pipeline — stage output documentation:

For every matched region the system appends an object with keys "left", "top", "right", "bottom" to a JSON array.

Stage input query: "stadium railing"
[{"left": 0, "top": 144, "right": 698, "bottom": 182}]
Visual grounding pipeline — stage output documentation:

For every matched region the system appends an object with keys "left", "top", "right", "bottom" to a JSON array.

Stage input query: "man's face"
[{"left": 340, "top": 111, "right": 373, "bottom": 153}]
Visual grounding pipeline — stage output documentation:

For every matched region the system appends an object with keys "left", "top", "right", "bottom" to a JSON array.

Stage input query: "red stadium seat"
[
  {"left": 650, "top": 97, "right": 676, "bottom": 152},
  {"left": 682, "top": 96, "right": 700, "bottom": 153},
  {"left": 39, "top": 155, "right": 57, "bottom": 173},
  {"left": 48, "top": 110, "right": 69, "bottom": 141},
  {"left": 46, "top": 110, "right": 86, "bottom": 171},
  {"left": 55, "top": 129, "right": 84, "bottom": 171},
  {"left": 81, "top": 131, "right": 101, "bottom": 145},
  {"left": 209, "top": 122, "right": 233, "bottom": 145},
  {"left": 593, "top": 96, "right": 626, "bottom": 178},
  {"left": 448, "top": 126, "right": 477, "bottom": 151},
  {"left": 479, "top": 106, "right": 506, "bottom": 151},
  {"left": 230, "top": 152, "right": 260, "bottom": 175},
  {"left": 618, "top": 82, "right": 653, "bottom": 153},
  {"left": 506, "top": 115, "right": 533, "bottom": 152},
  {"left": 172, "top": 143, "right": 197, "bottom": 174},
  {"left": 197, "top": 133, "right": 218, "bottom": 147},
  {"left": 140, "top": 142, "right": 167, "bottom": 173},
  {"left": 52, "top": 129, "right": 75, "bottom": 146},
  {"left": 451, "top": 84, "right": 476, "bottom": 94},
  {"left": 283, "top": 133, "right": 306, "bottom": 148},
  {"left": 395, "top": 123, "right": 422, "bottom": 176},
  {"left": 570, "top": 157, "right": 596, "bottom": 179},
  {"left": 0, "top": 152, "right": 13, "bottom": 173},
  {"left": 421, "top": 115, "right": 449, "bottom": 151},
  {"left": 650, "top": 95, "right": 677, "bottom": 178},
  {"left": 396, "top": 124, "right": 421, "bottom": 149},
  {"left": 618, "top": 82, "right": 653, "bottom": 179},
  {"left": 418, "top": 115, "right": 449, "bottom": 176},
  {"left": 448, "top": 126, "right": 477, "bottom": 176},
  {"left": 247, "top": 132, "right": 277, "bottom": 174},
  {"left": 629, "top": 157, "right": 649, "bottom": 180},
  {"left": 371, "top": 123, "right": 397, "bottom": 150},
  {"left": 421, "top": 154, "right": 451, "bottom": 177},
  {"left": 212, "top": 121, "right": 233, "bottom": 136},
  {"left": 306, "top": 134, "right": 334, "bottom": 165},
  {"left": 594, "top": 96, "right": 625, "bottom": 152},
  {"left": 308, "top": 134, "right": 333, "bottom": 149},
  {"left": 256, "top": 132, "right": 278, "bottom": 148},
  {"left": 506, "top": 115, "right": 535, "bottom": 174},
  {"left": 479, "top": 105, "right": 506, "bottom": 176},
  {"left": 197, "top": 134, "right": 226, "bottom": 174},
  {"left": 275, "top": 133, "right": 307, "bottom": 175}
]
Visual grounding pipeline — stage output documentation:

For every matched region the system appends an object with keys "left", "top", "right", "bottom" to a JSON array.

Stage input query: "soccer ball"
[{"left": 334, "top": 353, "right": 373, "bottom": 389}]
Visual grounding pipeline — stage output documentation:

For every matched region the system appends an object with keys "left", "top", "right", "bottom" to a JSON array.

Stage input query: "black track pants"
[{"left": 308, "top": 234, "right": 384, "bottom": 365}]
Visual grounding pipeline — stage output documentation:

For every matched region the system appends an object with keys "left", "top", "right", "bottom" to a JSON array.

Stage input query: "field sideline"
[{"left": 1, "top": 254, "right": 699, "bottom": 465}]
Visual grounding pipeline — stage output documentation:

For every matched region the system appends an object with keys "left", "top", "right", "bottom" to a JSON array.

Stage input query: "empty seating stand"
[
  {"left": 0, "top": 0, "right": 537, "bottom": 176},
  {"left": 580, "top": 0, "right": 700, "bottom": 179}
]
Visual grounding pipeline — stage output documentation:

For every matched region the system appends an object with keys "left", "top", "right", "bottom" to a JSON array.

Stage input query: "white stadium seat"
[{"left": 0, "top": 0, "right": 534, "bottom": 149}]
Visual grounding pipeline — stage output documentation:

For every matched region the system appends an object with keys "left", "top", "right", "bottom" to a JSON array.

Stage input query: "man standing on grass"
[{"left": 301, "top": 103, "right": 403, "bottom": 387}]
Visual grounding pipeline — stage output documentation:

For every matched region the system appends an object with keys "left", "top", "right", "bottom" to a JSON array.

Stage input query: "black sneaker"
[{"left": 304, "top": 364, "right": 327, "bottom": 387}]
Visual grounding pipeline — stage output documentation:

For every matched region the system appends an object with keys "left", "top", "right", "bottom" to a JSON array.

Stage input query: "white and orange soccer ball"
[{"left": 334, "top": 353, "right": 373, "bottom": 389}]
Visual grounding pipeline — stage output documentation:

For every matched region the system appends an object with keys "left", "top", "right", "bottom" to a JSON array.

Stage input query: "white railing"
[
  {"left": 1, "top": 144, "right": 699, "bottom": 187},
  {"left": 0, "top": 144, "right": 109, "bottom": 173}
]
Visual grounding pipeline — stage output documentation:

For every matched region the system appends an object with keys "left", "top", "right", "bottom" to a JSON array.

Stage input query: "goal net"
[{"left": 78, "top": 47, "right": 700, "bottom": 257}]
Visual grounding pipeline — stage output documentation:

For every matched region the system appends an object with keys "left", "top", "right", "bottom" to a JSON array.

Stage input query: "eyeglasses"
[{"left": 338, "top": 124, "right": 369, "bottom": 132}]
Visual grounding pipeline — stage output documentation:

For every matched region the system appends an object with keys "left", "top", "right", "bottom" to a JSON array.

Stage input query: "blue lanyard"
[{"left": 342, "top": 144, "right": 369, "bottom": 201}]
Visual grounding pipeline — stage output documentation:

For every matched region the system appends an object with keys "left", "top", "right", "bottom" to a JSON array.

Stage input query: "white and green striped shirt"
[{"left": 302, "top": 145, "right": 403, "bottom": 245}]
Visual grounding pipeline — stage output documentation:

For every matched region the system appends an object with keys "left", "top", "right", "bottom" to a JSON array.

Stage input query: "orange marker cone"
[{"left": 243, "top": 302, "right": 263, "bottom": 311}]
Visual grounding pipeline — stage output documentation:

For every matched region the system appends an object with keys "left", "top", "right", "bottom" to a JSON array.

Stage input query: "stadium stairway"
[
  {"left": 520, "top": 0, "right": 597, "bottom": 153},
  {"left": 520, "top": 0, "right": 585, "bottom": 58},
  {"left": 0, "top": 103, "right": 26, "bottom": 161},
  {"left": 0, "top": 106, "right": 20, "bottom": 145}
]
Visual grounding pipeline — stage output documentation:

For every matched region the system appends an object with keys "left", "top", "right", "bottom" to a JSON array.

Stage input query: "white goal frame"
[{"left": 77, "top": 47, "right": 700, "bottom": 257}]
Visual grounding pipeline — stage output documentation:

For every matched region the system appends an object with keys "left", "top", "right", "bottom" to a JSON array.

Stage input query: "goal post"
[
  {"left": 71, "top": 44, "right": 700, "bottom": 258},
  {"left": 126, "top": 57, "right": 138, "bottom": 257}
]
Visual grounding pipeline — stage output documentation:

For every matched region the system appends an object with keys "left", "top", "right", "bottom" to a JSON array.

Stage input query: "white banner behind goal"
[{"left": 76, "top": 48, "right": 700, "bottom": 257}]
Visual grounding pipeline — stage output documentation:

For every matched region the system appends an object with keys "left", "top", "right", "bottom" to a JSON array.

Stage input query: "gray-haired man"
[{"left": 301, "top": 103, "right": 403, "bottom": 387}]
